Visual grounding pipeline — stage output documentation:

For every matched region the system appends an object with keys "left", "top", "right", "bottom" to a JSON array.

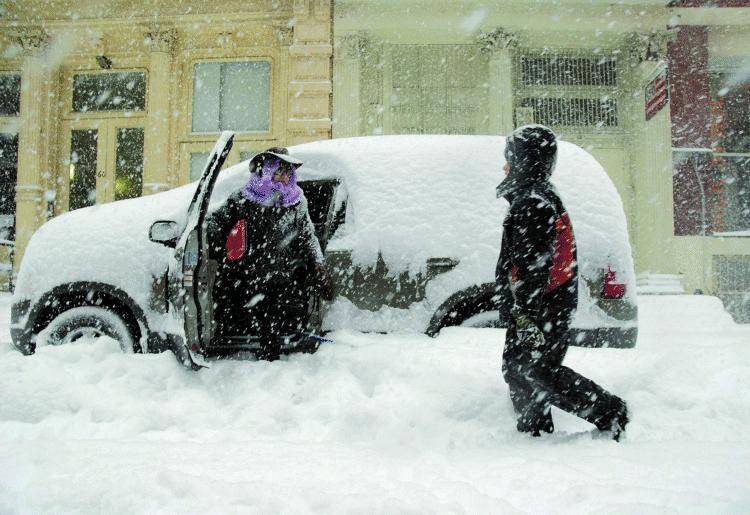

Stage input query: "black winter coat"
[
  {"left": 207, "top": 192, "right": 324, "bottom": 289},
  {"left": 495, "top": 182, "right": 578, "bottom": 324}
]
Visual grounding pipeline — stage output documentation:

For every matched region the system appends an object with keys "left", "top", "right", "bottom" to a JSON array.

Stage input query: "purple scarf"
[{"left": 241, "top": 159, "right": 302, "bottom": 207}]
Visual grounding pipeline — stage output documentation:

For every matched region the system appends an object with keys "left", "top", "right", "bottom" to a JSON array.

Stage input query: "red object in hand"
[
  {"left": 603, "top": 267, "right": 626, "bottom": 299},
  {"left": 226, "top": 219, "right": 247, "bottom": 261}
]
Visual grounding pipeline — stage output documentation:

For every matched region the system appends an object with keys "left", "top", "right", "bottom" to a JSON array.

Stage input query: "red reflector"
[
  {"left": 603, "top": 267, "right": 626, "bottom": 299},
  {"left": 183, "top": 268, "right": 194, "bottom": 287}
]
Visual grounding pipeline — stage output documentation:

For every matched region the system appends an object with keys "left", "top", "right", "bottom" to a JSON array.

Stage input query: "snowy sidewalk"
[{"left": 0, "top": 294, "right": 749, "bottom": 513}]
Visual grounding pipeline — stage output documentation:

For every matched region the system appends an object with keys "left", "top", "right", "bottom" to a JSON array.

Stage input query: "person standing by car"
[
  {"left": 495, "top": 125, "right": 629, "bottom": 440},
  {"left": 207, "top": 148, "right": 333, "bottom": 361}
]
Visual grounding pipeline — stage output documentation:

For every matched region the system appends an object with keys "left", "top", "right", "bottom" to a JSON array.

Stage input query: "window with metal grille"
[
  {"left": 514, "top": 52, "right": 620, "bottom": 129},
  {"left": 519, "top": 97, "right": 618, "bottom": 128},
  {"left": 519, "top": 56, "right": 617, "bottom": 87}
]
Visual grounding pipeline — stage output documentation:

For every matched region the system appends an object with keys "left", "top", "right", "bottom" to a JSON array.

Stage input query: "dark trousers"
[
  {"left": 214, "top": 277, "right": 309, "bottom": 360},
  {"left": 502, "top": 317, "right": 625, "bottom": 433}
]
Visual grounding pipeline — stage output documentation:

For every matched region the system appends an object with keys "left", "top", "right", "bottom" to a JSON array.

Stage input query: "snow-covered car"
[
  {"left": 294, "top": 135, "right": 637, "bottom": 347},
  {"left": 11, "top": 133, "right": 637, "bottom": 364}
]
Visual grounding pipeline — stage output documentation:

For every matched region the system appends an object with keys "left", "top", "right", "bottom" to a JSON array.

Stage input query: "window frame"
[
  {"left": 61, "top": 66, "right": 149, "bottom": 121},
  {"left": 383, "top": 44, "right": 491, "bottom": 136},
  {"left": 187, "top": 56, "right": 275, "bottom": 137},
  {"left": 512, "top": 48, "right": 626, "bottom": 135}
]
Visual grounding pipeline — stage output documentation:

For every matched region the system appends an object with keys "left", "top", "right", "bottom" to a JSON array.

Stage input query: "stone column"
[
  {"left": 479, "top": 28, "right": 518, "bottom": 135},
  {"left": 286, "top": 0, "right": 333, "bottom": 145},
  {"left": 142, "top": 27, "right": 177, "bottom": 195},
  {"left": 332, "top": 33, "right": 368, "bottom": 138},
  {"left": 13, "top": 28, "right": 51, "bottom": 273},
  {"left": 625, "top": 30, "right": 678, "bottom": 278}
]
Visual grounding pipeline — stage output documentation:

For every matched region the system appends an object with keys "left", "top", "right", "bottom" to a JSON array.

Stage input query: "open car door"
[{"left": 170, "top": 131, "right": 234, "bottom": 369}]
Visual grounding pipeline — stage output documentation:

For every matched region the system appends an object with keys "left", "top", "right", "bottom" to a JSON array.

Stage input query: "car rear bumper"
[{"left": 570, "top": 326, "right": 637, "bottom": 348}]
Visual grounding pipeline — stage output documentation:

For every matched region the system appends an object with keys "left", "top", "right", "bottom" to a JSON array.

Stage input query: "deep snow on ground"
[{"left": 1, "top": 294, "right": 749, "bottom": 513}]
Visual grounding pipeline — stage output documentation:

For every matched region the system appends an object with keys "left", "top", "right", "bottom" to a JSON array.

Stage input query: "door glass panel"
[
  {"left": 69, "top": 129, "right": 98, "bottom": 210},
  {"left": 0, "top": 133, "right": 18, "bottom": 241},
  {"left": 114, "top": 127, "right": 144, "bottom": 200},
  {"left": 0, "top": 75, "right": 21, "bottom": 116}
]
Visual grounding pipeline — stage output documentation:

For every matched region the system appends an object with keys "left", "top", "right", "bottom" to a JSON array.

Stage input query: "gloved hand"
[
  {"left": 512, "top": 306, "right": 546, "bottom": 348},
  {"left": 314, "top": 263, "right": 335, "bottom": 301}
]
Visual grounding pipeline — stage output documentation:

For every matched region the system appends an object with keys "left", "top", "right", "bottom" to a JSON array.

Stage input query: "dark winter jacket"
[
  {"left": 207, "top": 191, "right": 324, "bottom": 289},
  {"left": 495, "top": 125, "right": 578, "bottom": 324}
]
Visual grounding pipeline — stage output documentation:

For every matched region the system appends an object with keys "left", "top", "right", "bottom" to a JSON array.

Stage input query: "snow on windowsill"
[{"left": 712, "top": 230, "right": 750, "bottom": 238}]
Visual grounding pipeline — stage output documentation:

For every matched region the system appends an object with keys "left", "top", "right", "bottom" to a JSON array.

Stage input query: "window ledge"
[{"left": 712, "top": 231, "right": 750, "bottom": 238}]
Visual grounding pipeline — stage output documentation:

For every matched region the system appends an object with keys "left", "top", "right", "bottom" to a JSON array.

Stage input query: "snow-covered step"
[{"left": 636, "top": 273, "right": 685, "bottom": 295}]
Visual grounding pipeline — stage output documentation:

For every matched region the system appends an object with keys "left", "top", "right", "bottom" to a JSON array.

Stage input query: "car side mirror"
[
  {"left": 149, "top": 220, "right": 180, "bottom": 248},
  {"left": 425, "top": 257, "right": 459, "bottom": 279}
]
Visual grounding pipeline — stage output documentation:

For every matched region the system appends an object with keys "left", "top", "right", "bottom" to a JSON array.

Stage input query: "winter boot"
[
  {"left": 596, "top": 399, "right": 629, "bottom": 442},
  {"left": 516, "top": 405, "right": 554, "bottom": 437}
]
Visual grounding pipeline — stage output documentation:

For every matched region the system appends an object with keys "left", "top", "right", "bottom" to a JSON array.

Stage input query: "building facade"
[
  {"left": 331, "top": 0, "right": 750, "bottom": 319},
  {"left": 669, "top": 0, "right": 750, "bottom": 320},
  {"left": 0, "top": 0, "right": 334, "bottom": 283},
  {"left": 1, "top": 0, "right": 749, "bottom": 319},
  {"left": 334, "top": 0, "right": 675, "bottom": 278}
]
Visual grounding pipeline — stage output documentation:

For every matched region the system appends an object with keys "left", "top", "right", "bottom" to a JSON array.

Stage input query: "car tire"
[
  {"left": 459, "top": 309, "right": 501, "bottom": 329},
  {"left": 40, "top": 306, "right": 136, "bottom": 352}
]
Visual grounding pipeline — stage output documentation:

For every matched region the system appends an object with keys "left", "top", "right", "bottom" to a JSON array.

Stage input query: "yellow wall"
[{"left": 0, "top": 0, "right": 333, "bottom": 273}]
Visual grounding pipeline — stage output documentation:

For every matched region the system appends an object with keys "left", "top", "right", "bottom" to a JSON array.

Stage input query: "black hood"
[{"left": 497, "top": 124, "right": 558, "bottom": 200}]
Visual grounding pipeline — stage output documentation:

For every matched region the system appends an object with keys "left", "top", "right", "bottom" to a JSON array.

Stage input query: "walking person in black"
[{"left": 496, "top": 125, "right": 629, "bottom": 440}]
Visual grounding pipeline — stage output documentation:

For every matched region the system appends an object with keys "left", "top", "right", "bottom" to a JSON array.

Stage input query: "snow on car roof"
[{"left": 288, "top": 135, "right": 634, "bottom": 290}]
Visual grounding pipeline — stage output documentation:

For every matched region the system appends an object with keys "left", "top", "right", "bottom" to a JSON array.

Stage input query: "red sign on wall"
[{"left": 646, "top": 70, "right": 669, "bottom": 121}]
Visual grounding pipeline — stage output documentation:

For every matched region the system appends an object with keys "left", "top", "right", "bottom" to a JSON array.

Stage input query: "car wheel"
[{"left": 40, "top": 306, "right": 135, "bottom": 352}]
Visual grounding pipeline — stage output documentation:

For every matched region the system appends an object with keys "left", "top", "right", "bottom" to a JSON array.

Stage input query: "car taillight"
[{"left": 603, "top": 266, "right": 626, "bottom": 299}]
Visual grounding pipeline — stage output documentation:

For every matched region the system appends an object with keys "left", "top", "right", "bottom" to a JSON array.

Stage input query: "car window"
[{"left": 299, "top": 181, "right": 335, "bottom": 226}]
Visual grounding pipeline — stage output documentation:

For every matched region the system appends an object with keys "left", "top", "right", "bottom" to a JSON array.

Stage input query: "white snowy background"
[{"left": 1, "top": 292, "right": 749, "bottom": 513}]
